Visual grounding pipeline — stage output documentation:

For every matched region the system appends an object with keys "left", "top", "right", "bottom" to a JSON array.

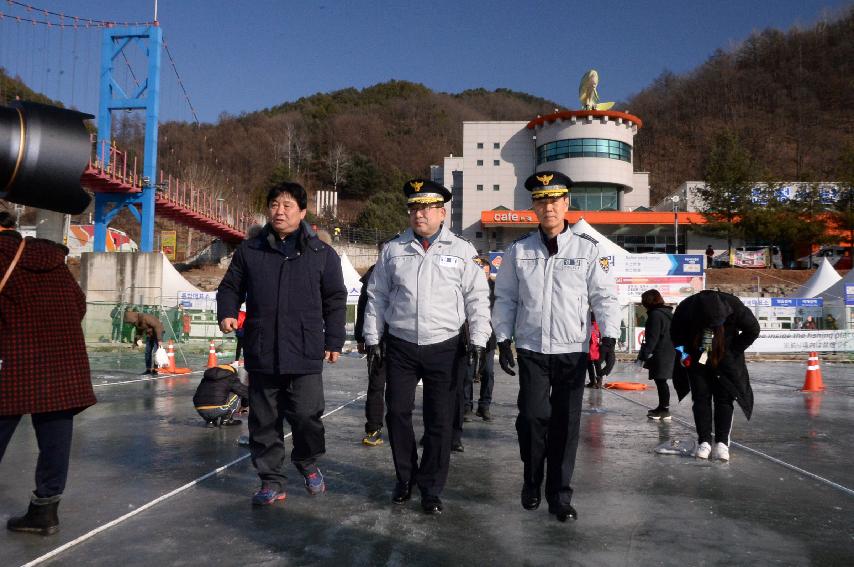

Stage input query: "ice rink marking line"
[
  {"left": 20, "top": 392, "right": 368, "bottom": 567},
  {"left": 603, "top": 388, "right": 854, "bottom": 498},
  {"left": 91, "top": 370, "right": 204, "bottom": 387}
]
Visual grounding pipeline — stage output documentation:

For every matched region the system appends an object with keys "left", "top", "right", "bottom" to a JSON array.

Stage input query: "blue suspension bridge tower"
[{"left": 93, "top": 24, "right": 162, "bottom": 253}]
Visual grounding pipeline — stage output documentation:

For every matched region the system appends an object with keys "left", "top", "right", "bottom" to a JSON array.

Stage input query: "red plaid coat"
[{"left": 0, "top": 232, "right": 96, "bottom": 415}]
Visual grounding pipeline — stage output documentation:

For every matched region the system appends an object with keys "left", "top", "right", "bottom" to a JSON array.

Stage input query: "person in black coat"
[
  {"left": 637, "top": 290, "right": 676, "bottom": 421},
  {"left": 193, "top": 365, "right": 249, "bottom": 427},
  {"left": 217, "top": 181, "right": 347, "bottom": 505},
  {"left": 354, "top": 260, "right": 386, "bottom": 446},
  {"left": 670, "top": 290, "right": 760, "bottom": 462}
]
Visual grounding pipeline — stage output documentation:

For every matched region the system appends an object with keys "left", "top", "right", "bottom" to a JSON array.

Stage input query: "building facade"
[{"left": 436, "top": 110, "right": 699, "bottom": 254}]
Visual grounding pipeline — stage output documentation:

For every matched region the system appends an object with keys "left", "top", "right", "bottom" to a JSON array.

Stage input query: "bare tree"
[{"left": 326, "top": 143, "right": 350, "bottom": 192}]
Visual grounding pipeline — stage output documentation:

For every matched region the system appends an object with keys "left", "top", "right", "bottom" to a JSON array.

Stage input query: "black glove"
[
  {"left": 498, "top": 339, "right": 516, "bottom": 376},
  {"left": 600, "top": 337, "right": 616, "bottom": 376},
  {"left": 366, "top": 343, "right": 383, "bottom": 376},
  {"left": 468, "top": 344, "right": 486, "bottom": 381}
]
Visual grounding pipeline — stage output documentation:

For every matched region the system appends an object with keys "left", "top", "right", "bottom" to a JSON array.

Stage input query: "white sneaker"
[
  {"left": 695, "top": 441, "right": 712, "bottom": 459},
  {"left": 711, "top": 442, "right": 730, "bottom": 461}
]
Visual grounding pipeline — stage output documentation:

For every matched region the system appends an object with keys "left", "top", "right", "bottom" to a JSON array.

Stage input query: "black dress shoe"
[
  {"left": 521, "top": 484, "right": 541, "bottom": 510},
  {"left": 548, "top": 502, "right": 578, "bottom": 522},
  {"left": 421, "top": 495, "right": 443, "bottom": 514},
  {"left": 392, "top": 482, "right": 412, "bottom": 504},
  {"left": 451, "top": 441, "right": 464, "bottom": 453}
]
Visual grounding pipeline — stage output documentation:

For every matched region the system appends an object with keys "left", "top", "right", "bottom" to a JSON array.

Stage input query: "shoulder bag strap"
[{"left": 0, "top": 239, "right": 26, "bottom": 295}]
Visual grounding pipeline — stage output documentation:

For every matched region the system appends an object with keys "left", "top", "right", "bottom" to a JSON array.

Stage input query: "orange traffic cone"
[
  {"left": 207, "top": 340, "right": 218, "bottom": 368},
  {"left": 166, "top": 340, "right": 177, "bottom": 373},
  {"left": 801, "top": 351, "right": 825, "bottom": 392}
]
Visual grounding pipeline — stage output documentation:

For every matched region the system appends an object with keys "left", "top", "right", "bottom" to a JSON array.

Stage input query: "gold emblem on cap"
[
  {"left": 410, "top": 181, "right": 424, "bottom": 192},
  {"left": 536, "top": 174, "right": 554, "bottom": 186}
]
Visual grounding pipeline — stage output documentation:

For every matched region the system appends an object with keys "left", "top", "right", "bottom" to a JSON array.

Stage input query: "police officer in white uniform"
[
  {"left": 493, "top": 171, "right": 620, "bottom": 522},
  {"left": 363, "top": 178, "right": 491, "bottom": 515}
]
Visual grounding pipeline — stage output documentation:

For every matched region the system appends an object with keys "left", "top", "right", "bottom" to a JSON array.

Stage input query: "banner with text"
[{"left": 746, "top": 330, "right": 854, "bottom": 352}]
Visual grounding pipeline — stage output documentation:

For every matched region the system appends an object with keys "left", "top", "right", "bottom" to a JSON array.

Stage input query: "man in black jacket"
[
  {"left": 217, "top": 181, "right": 347, "bottom": 506},
  {"left": 193, "top": 364, "right": 249, "bottom": 427}
]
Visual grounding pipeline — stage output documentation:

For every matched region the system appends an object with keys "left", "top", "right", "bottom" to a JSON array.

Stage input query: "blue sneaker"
[
  {"left": 252, "top": 486, "right": 286, "bottom": 506},
  {"left": 304, "top": 469, "right": 326, "bottom": 495}
]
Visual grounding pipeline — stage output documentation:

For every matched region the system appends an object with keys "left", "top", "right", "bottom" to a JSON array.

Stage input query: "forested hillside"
[
  {"left": 154, "top": 82, "right": 559, "bottom": 222},
  {"left": 627, "top": 6, "right": 854, "bottom": 202}
]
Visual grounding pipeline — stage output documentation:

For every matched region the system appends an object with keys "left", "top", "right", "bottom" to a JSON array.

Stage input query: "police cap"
[
  {"left": 524, "top": 171, "right": 572, "bottom": 200},
  {"left": 403, "top": 178, "right": 451, "bottom": 206}
]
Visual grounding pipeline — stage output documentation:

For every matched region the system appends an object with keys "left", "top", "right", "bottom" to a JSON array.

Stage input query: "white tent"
[
  {"left": 816, "top": 267, "right": 854, "bottom": 303},
  {"left": 571, "top": 218, "right": 629, "bottom": 256},
  {"left": 790, "top": 258, "right": 842, "bottom": 298},
  {"left": 340, "top": 252, "right": 363, "bottom": 305}
]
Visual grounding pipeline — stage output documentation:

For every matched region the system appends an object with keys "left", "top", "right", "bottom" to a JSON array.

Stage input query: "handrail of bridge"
[{"left": 86, "top": 137, "right": 255, "bottom": 235}]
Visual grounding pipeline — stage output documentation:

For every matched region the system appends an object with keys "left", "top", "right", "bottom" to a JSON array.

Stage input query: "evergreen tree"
[
  {"left": 698, "top": 132, "right": 754, "bottom": 262},
  {"left": 354, "top": 190, "right": 408, "bottom": 234}
]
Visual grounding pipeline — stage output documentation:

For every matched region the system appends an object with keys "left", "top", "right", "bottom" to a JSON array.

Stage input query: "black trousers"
[
  {"left": 654, "top": 379, "right": 671, "bottom": 408},
  {"left": 586, "top": 360, "right": 603, "bottom": 383},
  {"left": 196, "top": 394, "right": 241, "bottom": 423},
  {"left": 384, "top": 333, "right": 463, "bottom": 498},
  {"left": 688, "top": 366, "right": 734, "bottom": 445},
  {"left": 365, "top": 357, "right": 386, "bottom": 434},
  {"left": 248, "top": 372, "right": 325, "bottom": 491},
  {"left": 516, "top": 349, "right": 587, "bottom": 509},
  {"left": 0, "top": 410, "right": 75, "bottom": 498},
  {"left": 144, "top": 336, "right": 159, "bottom": 371},
  {"left": 453, "top": 346, "right": 470, "bottom": 445}
]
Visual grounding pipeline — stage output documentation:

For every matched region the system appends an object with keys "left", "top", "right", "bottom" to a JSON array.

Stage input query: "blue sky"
[{"left": 0, "top": 0, "right": 849, "bottom": 123}]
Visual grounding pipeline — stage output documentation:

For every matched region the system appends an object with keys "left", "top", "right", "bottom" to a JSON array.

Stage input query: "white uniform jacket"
[
  {"left": 363, "top": 225, "right": 491, "bottom": 348},
  {"left": 492, "top": 227, "right": 620, "bottom": 354}
]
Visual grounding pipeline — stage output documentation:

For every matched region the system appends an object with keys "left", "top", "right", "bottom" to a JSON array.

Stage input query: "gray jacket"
[
  {"left": 364, "top": 225, "right": 491, "bottom": 347},
  {"left": 492, "top": 227, "right": 620, "bottom": 354}
]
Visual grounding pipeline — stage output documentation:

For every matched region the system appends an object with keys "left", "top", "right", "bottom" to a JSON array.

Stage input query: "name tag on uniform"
[
  {"left": 439, "top": 255, "right": 459, "bottom": 267},
  {"left": 555, "top": 258, "right": 584, "bottom": 271}
]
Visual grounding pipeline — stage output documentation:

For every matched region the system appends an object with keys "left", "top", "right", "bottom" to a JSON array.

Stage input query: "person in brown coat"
[
  {"left": 124, "top": 309, "right": 164, "bottom": 374},
  {"left": 0, "top": 226, "right": 97, "bottom": 536}
]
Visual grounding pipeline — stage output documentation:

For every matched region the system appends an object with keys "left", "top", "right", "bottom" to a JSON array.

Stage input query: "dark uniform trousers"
[
  {"left": 0, "top": 410, "right": 75, "bottom": 498},
  {"left": 516, "top": 349, "right": 587, "bottom": 509},
  {"left": 384, "top": 332, "right": 463, "bottom": 498},
  {"left": 248, "top": 372, "right": 325, "bottom": 491},
  {"left": 688, "top": 365, "right": 735, "bottom": 445}
]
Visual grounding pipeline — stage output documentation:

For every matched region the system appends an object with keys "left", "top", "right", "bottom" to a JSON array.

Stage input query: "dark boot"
[{"left": 7, "top": 494, "right": 60, "bottom": 536}]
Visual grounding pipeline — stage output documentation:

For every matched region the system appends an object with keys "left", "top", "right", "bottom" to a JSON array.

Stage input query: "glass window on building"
[
  {"left": 477, "top": 160, "right": 484, "bottom": 166},
  {"left": 493, "top": 160, "right": 500, "bottom": 166},
  {"left": 536, "top": 138, "right": 631, "bottom": 164},
  {"left": 477, "top": 142, "right": 484, "bottom": 149},
  {"left": 568, "top": 185, "right": 620, "bottom": 211},
  {"left": 493, "top": 142, "right": 500, "bottom": 149},
  {"left": 493, "top": 184, "right": 500, "bottom": 191},
  {"left": 477, "top": 184, "right": 484, "bottom": 191}
]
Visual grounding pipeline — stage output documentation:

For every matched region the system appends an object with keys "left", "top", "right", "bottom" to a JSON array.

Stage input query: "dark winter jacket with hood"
[
  {"left": 217, "top": 221, "right": 347, "bottom": 375},
  {"left": 193, "top": 365, "right": 249, "bottom": 408},
  {"left": 638, "top": 305, "right": 676, "bottom": 381},
  {"left": 0, "top": 232, "right": 96, "bottom": 415},
  {"left": 670, "top": 291, "right": 760, "bottom": 419}
]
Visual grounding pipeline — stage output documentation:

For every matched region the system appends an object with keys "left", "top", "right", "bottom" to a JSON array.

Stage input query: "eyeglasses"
[{"left": 407, "top": 204, "right": 443, "bottom": 215}]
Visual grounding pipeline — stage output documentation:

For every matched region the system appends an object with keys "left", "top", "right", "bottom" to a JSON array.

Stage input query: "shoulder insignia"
[
  {"left": 577, "top": 233, "right": 599, "bottom": 245},
  {"left": 598, "top": 256, "right": 611, "bottom": 273}
]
